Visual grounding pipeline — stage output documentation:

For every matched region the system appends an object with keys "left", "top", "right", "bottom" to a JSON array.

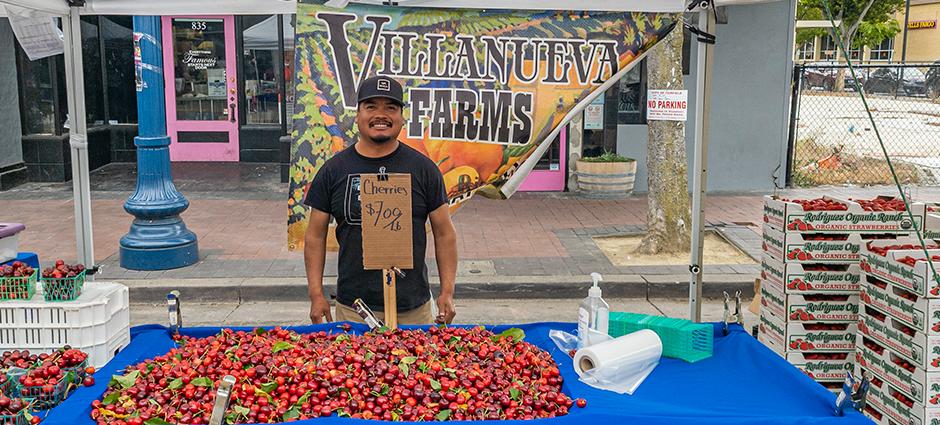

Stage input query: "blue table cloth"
[
  {"left": 1, "top": 252, "right": 38, "bottom": 269},
  {"left": 44, "top": 322, "right": 872, "bottom": 425}
]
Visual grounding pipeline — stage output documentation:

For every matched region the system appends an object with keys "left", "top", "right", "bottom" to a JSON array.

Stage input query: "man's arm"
[
  {"left": 305, "top": 209, "right": 333, "bottom": 323},
  {"left": 429, "top": 204, "right": 457, "bottom": 323}
]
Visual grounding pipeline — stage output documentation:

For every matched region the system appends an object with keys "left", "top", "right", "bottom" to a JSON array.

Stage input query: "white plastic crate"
[
  {"left": 0, "top": 282, "right": 130, "bottom": 367},
  {"left": 77, "top": 325, "right": 131, "bottom": 369}
]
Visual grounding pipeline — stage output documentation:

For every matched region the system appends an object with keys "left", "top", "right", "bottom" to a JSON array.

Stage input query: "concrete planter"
[{"left": 576, "top": 160, "right": 637, "bottom": 198}]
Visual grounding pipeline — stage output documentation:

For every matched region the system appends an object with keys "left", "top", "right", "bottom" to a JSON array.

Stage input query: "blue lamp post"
[{"left": 120, "top": 16, "right": 199, "bottom": 270}]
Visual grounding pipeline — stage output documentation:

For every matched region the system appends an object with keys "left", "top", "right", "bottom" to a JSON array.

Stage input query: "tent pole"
[
  {"left": 689, "top": 9, "right": 713, "bottom": 322},
  {"left": 62, "top": 6, "right": 95, "bottom": 272}
]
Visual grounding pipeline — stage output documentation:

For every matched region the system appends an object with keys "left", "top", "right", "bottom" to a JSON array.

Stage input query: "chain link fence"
[{"left": 786, "top": 63, "right": 940, "bottom": 187}]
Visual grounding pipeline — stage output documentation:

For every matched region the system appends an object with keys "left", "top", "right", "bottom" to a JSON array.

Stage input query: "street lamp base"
[{"left": 119, "top": 217, "right": 199, "bottom": 270}]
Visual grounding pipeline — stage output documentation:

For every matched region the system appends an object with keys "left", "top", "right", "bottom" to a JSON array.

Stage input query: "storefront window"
[
  {"left": 582, "top": 60, "right": 646, "bottom": 158},
  {"left": 795, "top": 40, "right": 816, "bottom": 61},
  {"left": 820, "top": 35, "right": 861, "bottom": 61},
  {"left": 102, "top": 16, "right": 137, "bottom": 124},
  {"left": 283, "top": 14, "right": 296, "bottom": 130},
  {"left": 533, "top": 130, "right": 563, "bottom": 171},
  {"left": 16, "top": 50, "right": 60, "bottom": 135},
  {"left": 869, "top": 38, "right": 893, "bottom": 62},
  {"left": 243, "top": 15, "right": 280, "bottom": 124},
  {"left": 81, "top": 16, "right": 105, "bottom": 127},
  {"left": 617, "top": 62, "right": 645, "bottom": 125},
  {"left": 172, "top": 18, "right": 229, "bottom": 121}
]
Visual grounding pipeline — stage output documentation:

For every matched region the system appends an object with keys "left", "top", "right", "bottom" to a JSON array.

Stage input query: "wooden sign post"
[{"left": 360, "top": 171, "right": 413, "bottom": 329}]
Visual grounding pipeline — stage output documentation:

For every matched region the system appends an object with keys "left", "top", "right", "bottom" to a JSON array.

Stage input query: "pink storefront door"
[
  {"left": 163, "top": 16, "right": 239, "bottom": 161},
  {"left": 519, "top": 126, "right": 568, "bottom": 192}
]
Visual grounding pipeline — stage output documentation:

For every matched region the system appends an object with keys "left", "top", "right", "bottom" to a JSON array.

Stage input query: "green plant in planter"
[{"left": 580, "top": 151, "right": 635, "bottom": 163}]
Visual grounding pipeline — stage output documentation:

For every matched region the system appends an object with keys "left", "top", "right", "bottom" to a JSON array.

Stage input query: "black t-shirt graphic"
[{"left": 304, "top": 143, "right": 447, "bottom": 312}]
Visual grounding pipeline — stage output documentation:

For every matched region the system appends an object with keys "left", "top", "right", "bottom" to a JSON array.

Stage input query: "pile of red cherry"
[
  {"left": 0, "top": 262, "right": 37, "bottom": 299},
  {"left": 0, "top": 262, "right": 34, "bottom": 278},
  {"left": 1, "top": 348, "right": 94, "bottom": 423},
  {"left": 91, "top": 326, "right": 585, "bottom": 424},
  {"left": 40, "top": 260, "right": 85, "bottom": 279},
  {"left": 16, "top": 348, "right": 94, "bottom": 398}
]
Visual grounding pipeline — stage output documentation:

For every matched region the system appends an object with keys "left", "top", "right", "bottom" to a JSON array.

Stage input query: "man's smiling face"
[{"left": 356, "top": 97, "right": 404, "bottom": 144}]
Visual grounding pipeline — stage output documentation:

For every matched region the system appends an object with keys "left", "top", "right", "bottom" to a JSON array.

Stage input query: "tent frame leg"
[
  {"left": 689, "top": 9, "right": 713, "bottom": 322},
  {"left": 62, "top": 7, "right": 94, "bottom": 271}
]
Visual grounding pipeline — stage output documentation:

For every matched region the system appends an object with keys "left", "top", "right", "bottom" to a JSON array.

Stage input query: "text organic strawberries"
[{"left": 91, "top": 327, "right": 576, "bottom": 424}]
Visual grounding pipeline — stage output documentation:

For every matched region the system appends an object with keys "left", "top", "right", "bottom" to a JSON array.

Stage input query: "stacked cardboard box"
[
  {"left": 856, "top": 239, "right": 940, "bottom": 424},
  {"left": 759, "top": 197, "right": 864, "bottom": 388},
  {"left": 758, "top": 195, "right": 931, "bottom": 391}
]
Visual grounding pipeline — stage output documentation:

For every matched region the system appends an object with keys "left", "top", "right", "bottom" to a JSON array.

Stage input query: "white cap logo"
[{"left": 377, "top": 79, "right": 390, "bottom": 91}]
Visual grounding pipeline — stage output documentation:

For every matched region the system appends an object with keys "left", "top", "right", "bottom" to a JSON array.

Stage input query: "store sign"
[
  {"left": 207, "top": 69, "right": 226, "bottom": 97},
  {"left": 6, "top": 6, "right": 63, "bottom": 61},
  {"left": 182, "top": 50, "right": 217, "bottom": 70},
  {"left": 287, "top": 1, "right": 676, "bottom": 250},
  {"left": 646, "top": 89, "right": 688, "bottom": 121},
  {"left": 584, "top": 95, "right": 605, "bottom": 130},
  {"left": 909, "top": 20, "right": 936, "bottom": 30}
]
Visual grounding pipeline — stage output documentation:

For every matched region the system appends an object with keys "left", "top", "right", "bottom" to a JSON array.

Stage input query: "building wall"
[
  {"left": 0, "top": 20, "right": 23, "bottom": 169},
  {"left": 894, "top": 1, "right": 940, "bottom": 62},
  {"left": 617, "top": 1, "right": 794, "bottom": 193}
]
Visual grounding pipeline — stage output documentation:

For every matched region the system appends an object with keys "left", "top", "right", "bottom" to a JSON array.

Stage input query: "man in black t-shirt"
[{"left": 303, "top": 76, "right": 458, "bottom": 325}]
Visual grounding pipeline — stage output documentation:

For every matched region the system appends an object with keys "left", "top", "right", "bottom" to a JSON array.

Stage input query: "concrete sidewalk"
[
  {"left": 4, "top": 162, "right": 939, "bottom": 302},
  {"left": 129, "top": 297, "right": 759, "bottom": 329}
]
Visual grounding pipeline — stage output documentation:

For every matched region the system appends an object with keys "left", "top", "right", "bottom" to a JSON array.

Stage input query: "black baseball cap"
[{"left": 357, "top": 76, "right": 405, "bottom": 107}]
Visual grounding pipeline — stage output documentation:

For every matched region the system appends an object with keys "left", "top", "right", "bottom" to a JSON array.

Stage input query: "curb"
[{"left": 115, "top": 274, "right": 756, "bottom": 304}]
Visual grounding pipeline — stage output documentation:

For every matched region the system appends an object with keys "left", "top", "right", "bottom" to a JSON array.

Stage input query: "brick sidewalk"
[{"left": 2, "top": 163, "right": 937, "bottom": 281}]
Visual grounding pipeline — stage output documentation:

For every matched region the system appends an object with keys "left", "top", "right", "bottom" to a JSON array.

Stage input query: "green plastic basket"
[
  {"left": 0, "top": 376, "right": 11, "bottom": 398},
  {"left": 40, "top": 270, "right": 85, "bottom": 302},
  {"left": 0, "top": 272, "right": 36, "bottom": 301},
  {"left": 12, "top": 370, "right": 72, "bottom": 410},
  {"left": 609, "top": 312, "right": 714, "bottom": 363},
  {"left": 61, "top": 358, "right": 88, "bottom": 384},
  {"left": 0, "top": 410, "right": 28, "bottom": 425},
  {"left": 4, "top": 368, "right": 29, "bottom": 397}
]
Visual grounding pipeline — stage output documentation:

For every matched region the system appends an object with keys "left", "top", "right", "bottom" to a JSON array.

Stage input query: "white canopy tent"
[
  {"left": 244, "top": 15, "right": 294, "bottom": 50},
  {"left": 0, "top": 0, "right": 780, "bottom": 15},
  {"left": 0, "top": 0, "right": 790, "bottom": 321}
]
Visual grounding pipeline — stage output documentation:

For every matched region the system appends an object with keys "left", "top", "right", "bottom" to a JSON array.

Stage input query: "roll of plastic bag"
[{"left": 573, "top": 329, "right": 662, "bottom": 395}]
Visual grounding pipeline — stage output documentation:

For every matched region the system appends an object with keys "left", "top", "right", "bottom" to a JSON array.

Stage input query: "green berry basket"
[
  {"left": 0, "top": 271, "right": 36, "bottom": 301},
  {"left": 12, "top": 370, "right": 72, "bottom": 410},
  {"left": 60, "top": 358, "right": 88, "bottom": 384},
  {"left": 3, "top": 369, "right": 29, "bottom": 398},
  {"left": 0, "top": 409, "right": 28, "bottom": 425},
  {"left": 0, "top": 376, "right": 11, "bottom": 398},
  {"left": 40, "top": 270, "right": 85, "bottom": 302}
]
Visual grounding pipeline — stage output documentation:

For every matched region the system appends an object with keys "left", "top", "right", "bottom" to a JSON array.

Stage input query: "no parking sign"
[{"left": 647, "top": 89, "right": 688, "bottom": 121}]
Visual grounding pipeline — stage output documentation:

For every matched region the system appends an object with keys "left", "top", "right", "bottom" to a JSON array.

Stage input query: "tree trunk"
[
  {"left": 833, "top": 32, "right": 853, "bottom": 92},
  {"left": 636, "top": 26, "right": 691, "bottom": 255}
]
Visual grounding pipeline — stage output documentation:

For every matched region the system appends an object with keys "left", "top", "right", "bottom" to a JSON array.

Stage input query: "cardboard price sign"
[{"left": 360, "top": 173, "right": 413, "bottom": 270}]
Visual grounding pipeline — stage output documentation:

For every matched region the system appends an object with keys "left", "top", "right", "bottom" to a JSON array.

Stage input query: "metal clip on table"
[
  {"left": 167, "top": 290, "right": 182, "bottom": 335},
  {"left": 353, "top": 298, "right": 385, "bottom": 331},
  {"left": 722, "top": 290, "right": 743, "bottom": 335},
  {"left": 835, "top": 370, "right": 869, "bottom": 416},
  {"left": 207, "top": 375, "right": 236, "bottom": 425}
]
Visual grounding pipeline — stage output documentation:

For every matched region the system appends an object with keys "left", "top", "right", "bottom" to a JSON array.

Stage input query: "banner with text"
[{"left": 288, "top": 0, "right": 676, "bottom": 250}]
